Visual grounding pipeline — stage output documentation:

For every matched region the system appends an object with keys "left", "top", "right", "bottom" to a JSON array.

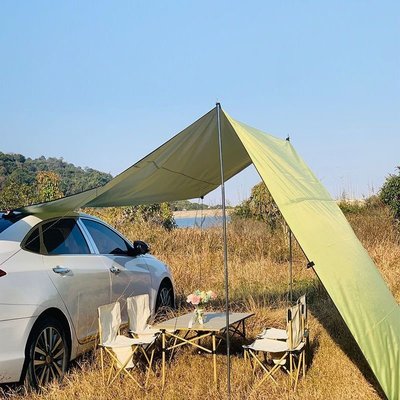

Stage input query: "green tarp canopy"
[{"left": 19, "top": 107, "right": 400, "bottom": 399}]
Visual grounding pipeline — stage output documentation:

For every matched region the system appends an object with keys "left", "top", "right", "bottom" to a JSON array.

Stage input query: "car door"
[
  {"left": 41, "top": 218, "right": 111, "bottom": 342},
  {"left": 80, "top": 218, "right": 151, "bottom": 323}
]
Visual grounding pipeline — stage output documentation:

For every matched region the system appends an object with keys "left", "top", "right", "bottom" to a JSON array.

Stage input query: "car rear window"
[
  {"left": 42, "top": 218, "right": 90, "bottom": 255},
  {"left": 0, "top": 213, "right": 25, "bottom": 234},
  {"left": 24, "top": 228, "right": 41, "bottom": 253},
  {"left": 0, "top": 219, "right": 14, "bottom": 234}
]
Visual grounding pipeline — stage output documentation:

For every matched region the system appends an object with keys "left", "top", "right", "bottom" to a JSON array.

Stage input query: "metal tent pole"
[{"left": 216, "top": 102, "right": 231, "bottom": 399}]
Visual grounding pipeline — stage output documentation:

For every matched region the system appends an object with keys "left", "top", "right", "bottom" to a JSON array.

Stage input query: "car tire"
[
  {"left": 155, "top": 281, "right": 174, "bottom": 313},
  {"left": 24, "top": 316, "right": 69, "bottom": 390}
]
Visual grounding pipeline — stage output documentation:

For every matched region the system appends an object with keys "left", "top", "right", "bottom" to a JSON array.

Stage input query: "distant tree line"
[{"left": 171, "top": 199, "right": 224, "bottom": 211}]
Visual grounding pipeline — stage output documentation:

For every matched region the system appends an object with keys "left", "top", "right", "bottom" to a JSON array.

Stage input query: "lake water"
[{"left": 175, "top": 215, "right": 230, "bottom": 228}]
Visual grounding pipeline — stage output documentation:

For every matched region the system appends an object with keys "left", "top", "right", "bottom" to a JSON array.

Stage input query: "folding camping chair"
[
  {"left": 252, "top": 295, "right": 309, "bottom": 379},
  {"left": 297, "top": 294, "right": 309, "bottom": 372},
  {"left": 257, "top": 294, "right": 307, "bottom": 341},
  {"left": 126, "top": 295, "right": 162, "bottom": 377},
  {"left": 127, "top": 294, "right": 160, "bottom": 337},
  {"left": 98, "top": 302, "right": 155, "bottom": 388},
  {"left": 127, "top": 294, "right": 178, "bottom": 362},
  {"left": 243, "top": 302, "right": 306, "bottom": 391}
]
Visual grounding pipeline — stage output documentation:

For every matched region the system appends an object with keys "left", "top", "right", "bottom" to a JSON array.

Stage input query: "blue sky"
[{"left": 1, "top": 1, "right": 399, "bottom": 205}]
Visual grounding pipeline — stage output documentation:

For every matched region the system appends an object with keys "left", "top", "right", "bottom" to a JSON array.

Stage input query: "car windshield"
[{"left": 0, "top": 212, "right": 25, "bottom": 234}]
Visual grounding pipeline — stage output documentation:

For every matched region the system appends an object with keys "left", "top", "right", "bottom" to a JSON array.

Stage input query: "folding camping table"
[{"left": 153, "top": 311, "right": 254, "bottom": 387}]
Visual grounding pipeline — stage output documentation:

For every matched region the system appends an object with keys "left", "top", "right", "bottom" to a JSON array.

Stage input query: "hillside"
[{"left": 0, "top": 152, "right": 112, "bottom": 196}]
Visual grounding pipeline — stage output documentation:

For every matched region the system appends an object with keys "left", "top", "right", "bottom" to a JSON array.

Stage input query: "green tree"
[
  {"left": 0, "top": 171, "right": 65, "bottom": 210},
  {"left": 36, "top": 171, "right": 64, "bottom": 203},
  {"left": 232, "top": 182, "right": 282, "bottom": 229},
  {"left": 380, "top": 167, "right": 400, "bottom": 219},
  {"left": 0, "top": 179, "right": 35, "bottom": 210}
]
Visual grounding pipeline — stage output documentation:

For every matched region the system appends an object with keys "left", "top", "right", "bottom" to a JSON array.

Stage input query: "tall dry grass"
[{"left": 2, "top": 205, "right": 399, "bottom": 399}]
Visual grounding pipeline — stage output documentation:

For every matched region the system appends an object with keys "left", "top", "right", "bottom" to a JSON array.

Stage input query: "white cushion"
[
  {"left": 258, "top": 327, "right": 288, "bottom": 340},
  {"left": 246, "top": 338, "right": 289, "bottom": 353},
  {"left": 103, "top": 334, "right": 139, "bottom": 348}
]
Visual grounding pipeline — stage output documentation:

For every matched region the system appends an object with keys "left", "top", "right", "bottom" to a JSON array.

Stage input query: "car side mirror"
[{"left": 133, "top": 240, "right": 150, "bottom": 255}]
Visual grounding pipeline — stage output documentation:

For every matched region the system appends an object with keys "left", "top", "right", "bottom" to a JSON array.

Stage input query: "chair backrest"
[
  {"left": 127, "top": 294, "right": 151, "bottom": 333},
  {"left": 98, "top": 302, "right": 121, "bottom": 345},
  {"left": 287, "top": 303, "right": 303, "bottom": 350},
  {"left": 297, "top": 294, "right": 307, "bottom": 333}
]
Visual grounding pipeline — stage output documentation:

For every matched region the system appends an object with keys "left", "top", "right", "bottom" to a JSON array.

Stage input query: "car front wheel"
[
  {"left": 155, "top": 281, "right": 174, "bottom": 313},
  {"left": 25, "top": 316, "right": 69, "bottom": 390}
]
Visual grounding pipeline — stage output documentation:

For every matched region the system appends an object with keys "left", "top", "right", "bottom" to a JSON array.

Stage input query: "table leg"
[
  {"left": 212, "top": 332, "right": 217, "bottom": 386},
  {"left": 162, "top": 330, "right": 166, "bottom": 387}
]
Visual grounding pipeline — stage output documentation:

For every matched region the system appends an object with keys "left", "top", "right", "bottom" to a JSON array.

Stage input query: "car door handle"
[
  {"left": 53, "top": 266, "right": 71, "bottom": 275},
  {"left": 110, "top": 265, "right": 121, "bottom": 275}
]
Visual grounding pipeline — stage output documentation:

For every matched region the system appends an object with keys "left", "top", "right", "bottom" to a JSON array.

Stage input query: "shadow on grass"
[
  {"left": 307, "top": 283, "right": 387, "bottom": 400},
  {"left": 213, "top": 280, "right": 387, "bottom": 399}
]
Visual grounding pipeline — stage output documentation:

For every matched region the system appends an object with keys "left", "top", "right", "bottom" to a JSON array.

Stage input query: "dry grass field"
[{"left": 2, "top": 204, "right": 399, "bottom": 399}]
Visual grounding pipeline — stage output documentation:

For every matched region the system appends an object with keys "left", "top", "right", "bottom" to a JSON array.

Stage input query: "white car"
[{"left": 0, "top": 211, "right": 175, "bottom": 389}]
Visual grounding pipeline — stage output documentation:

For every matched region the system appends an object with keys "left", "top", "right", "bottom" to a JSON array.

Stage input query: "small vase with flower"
[{"left": 186, "top": 290, "right": 217, "bottom": 327}]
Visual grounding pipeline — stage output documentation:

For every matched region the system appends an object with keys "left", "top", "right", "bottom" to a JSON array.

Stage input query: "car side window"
[
  {"left": 42, "top": 218, "right": 90, "bottom": 255},
  {"left": 24, "top": 228, "right": 41, "bottom": 253},
  {"left": 81, "top": 219, "right": 130, "bottom": 255}
]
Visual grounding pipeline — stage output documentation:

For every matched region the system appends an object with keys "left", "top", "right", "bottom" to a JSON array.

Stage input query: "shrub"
[
  {"left": 84, "top": 203, "right": 177, "bottom": 231},
  {"left": 232, "top": 182, "right": 283, "bottom": 229},
  {"left": 380, "top": 167, "right": 400, "bottom": 220},
  {"left": 123, "top": 203, "right": 177, "bottom": 230},
  {"left": 337, "top": 199, "right": 365, "bottom": 214}
]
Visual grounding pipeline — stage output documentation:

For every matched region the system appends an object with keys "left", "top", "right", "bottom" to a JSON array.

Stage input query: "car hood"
[{"left": 0, "top": 241, "right": 21, "bottom": 266}]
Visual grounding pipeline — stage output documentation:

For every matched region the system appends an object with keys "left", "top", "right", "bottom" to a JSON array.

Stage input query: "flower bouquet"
[{"left": 187, "top": 290, "right": 217, "bottom": 326}]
